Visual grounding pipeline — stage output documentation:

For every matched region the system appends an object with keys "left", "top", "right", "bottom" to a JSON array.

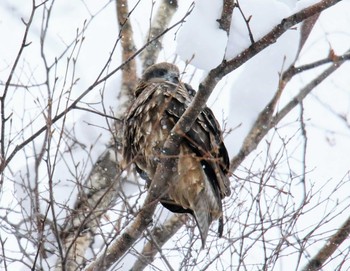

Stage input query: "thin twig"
[
  {"left": 274, "top": 60, "right": 347, "bottom": 126},
  {"left": 283, "top": 51, "right": 350, "bottom": 80},
  {"left": 235, "top": 0, "right": 254, "bottom": 43},
  {"left": 0, "top": 235, "right": 8, "bottom": 271},
  {"left": 298, "top": 13, "right": 320, "bottom": 55},
  {"left": 0, "top": 5, "right": 194, "bottom": 173},
  {"left": 73, "top": 106, "right": 122, "bottom": 123},
  {"left": 0, "top": 0, "right": 37, "bottom": 176}
]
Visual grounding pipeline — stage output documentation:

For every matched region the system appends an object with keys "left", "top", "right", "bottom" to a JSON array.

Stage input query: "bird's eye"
[{"left": 155, "top": 69, "right": 167, "bottom": 77}]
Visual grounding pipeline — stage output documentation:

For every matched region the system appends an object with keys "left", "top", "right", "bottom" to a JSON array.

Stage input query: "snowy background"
[{"left": 1, "top": 0, "right": 350, "bottom": 270}]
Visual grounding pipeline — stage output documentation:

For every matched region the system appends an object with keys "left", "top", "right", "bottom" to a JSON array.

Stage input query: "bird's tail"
[
  {"left": 192, "top": 175, "right": 222, "bottom": 248},
  {"left": 192, "top": 197, "right": 212, "bottom": 248}
]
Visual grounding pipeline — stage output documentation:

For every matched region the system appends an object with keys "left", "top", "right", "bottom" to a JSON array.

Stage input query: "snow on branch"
[
  {"left": 194, "top": 0, "right": 343, "bottom": 170},
  {"left": 220, "top": 0, "right": 342, "bottom": 77}
]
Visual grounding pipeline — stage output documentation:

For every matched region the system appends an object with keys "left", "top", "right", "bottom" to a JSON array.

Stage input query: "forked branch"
[{"left": 87, "top": 1, "right": 343, "bottom": 269}]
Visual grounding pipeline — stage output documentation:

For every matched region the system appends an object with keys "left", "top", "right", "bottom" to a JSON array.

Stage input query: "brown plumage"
[{"left": 123, "top": 62, "right": 230, "bottom": 247}]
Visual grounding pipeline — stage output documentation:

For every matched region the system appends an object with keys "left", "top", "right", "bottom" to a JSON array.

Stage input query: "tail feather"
[
  {"left": 192, "top": 174, "right": 222, "bottom": 248},
  {"left": 192, "top": 198, "right": 212, "bottom": 248}
]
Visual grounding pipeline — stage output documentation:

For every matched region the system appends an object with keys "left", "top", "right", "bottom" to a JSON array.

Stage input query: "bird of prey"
[{"left": 123, "top": 62, "right": 230, "bottom": 247}]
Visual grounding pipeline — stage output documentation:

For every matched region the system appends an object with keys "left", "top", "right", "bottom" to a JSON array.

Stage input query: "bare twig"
[
  {"left": 235, "top": 0, "right": 254, "bottom": 43},
  {"left": 56, "top": 3, "right": 140, "bottom": 268},
  {"left": 0, "top": 6, "right": 193, "bottom": 173},
  {"left": 0, "top": 0, "right": 36, "bottom": 178},
  {"left": 276, "top": 64, "right": 345, "bottom": 125},
  {"left": 0, "top": 235, "right": 8, "bottom": 271},
  {"left": 31, "top": 206, "right": 51, "bottom": 269},
  {"left": 283, "top": 51, "right": 350, "bottom": 81},
  {"left": 85, "top": 29, "right": 218, "bottom": 269},
  {"left": 73, "top": 106, "right": 122, "bottom": 123},
  {"left": 84, "top": 82, "right": 203, "bottom": 270},
  {"left": 184, "top": 0, "right": 342, "bottom": 173},
  {"left": 57, "top": 149, "right": 120, "bottom": 271},
  {"left": 34, "top": 1, "right": 56, "bottom": 263}
]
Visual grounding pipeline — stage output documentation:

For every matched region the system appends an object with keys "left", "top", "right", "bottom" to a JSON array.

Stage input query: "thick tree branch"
[
  {"left": 141, "top": 0, "right": 178, "bottom": 70},
  {"left": 116, "top": 0, "right": 138, "bottom": 111},
  {"left": 182, "top": 1, "right": 341, "bottom": 151},
  {"left": 302, "top": 216, "right": 350, "bottom": 271},
  {"left": 182, "top": 0, "right": 342, "bottom": 172},
  {"left": 85, "top": 104, "right": 195, "bottom": 270},
  {"left": 217, "top": 0, "right": 234, "bottom": 35},
  {"left": 1, "top": 0, "right": 348, "bottom": 270},
  {"left": 131, "top": 214, "right": 187, "bottom": 271},
  {"left": 84, "top": 10, "right": 195, "bottom": 271},
  {"left": 85, "top": 2, "right": 343, "bottom": 268},
  {"left": 207, "top": 0, "right": 342, "bottom": 83},
  {"left": 53, "top": 1, "right": 345, "bottom": 270},
  {"left": 86, "top": 39, "right": 219, "bottom": 269}
]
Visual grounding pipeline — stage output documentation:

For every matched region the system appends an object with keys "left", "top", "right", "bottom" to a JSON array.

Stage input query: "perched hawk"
[{"left": 123, "top": 62, "right": 230, "bottom": 247}]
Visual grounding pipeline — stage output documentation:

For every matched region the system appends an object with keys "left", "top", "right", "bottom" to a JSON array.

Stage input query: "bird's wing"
[
  {"left": 163, "top": 83, "right": 231, "bottom": 198},
  {"left": 125, "top": 80, "right": 230, "bottom": 197},
  {"left": 184, "top": 83, "right": 230, "bottom": 176},
  {"left": 123, "top": 82, "right": 159, "bottom": 166}
]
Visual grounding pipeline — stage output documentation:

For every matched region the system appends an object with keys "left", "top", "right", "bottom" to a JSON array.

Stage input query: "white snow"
[
  {"left": 225, "top": 0, "right": 292, "bottom": 60},
  {"left": 222, "top": 0, "right": 300, "bottom": 155},
  {"left": 176, "top": 0, "right": 227, "bottom": 70},
  {"left": 295, "top": 0, "right": 323, "bottom": 12}
]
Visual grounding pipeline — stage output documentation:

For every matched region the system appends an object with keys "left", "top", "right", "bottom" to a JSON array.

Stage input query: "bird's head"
[{"left": 141, "top": 62, "right": 180, "bottom": 85}]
